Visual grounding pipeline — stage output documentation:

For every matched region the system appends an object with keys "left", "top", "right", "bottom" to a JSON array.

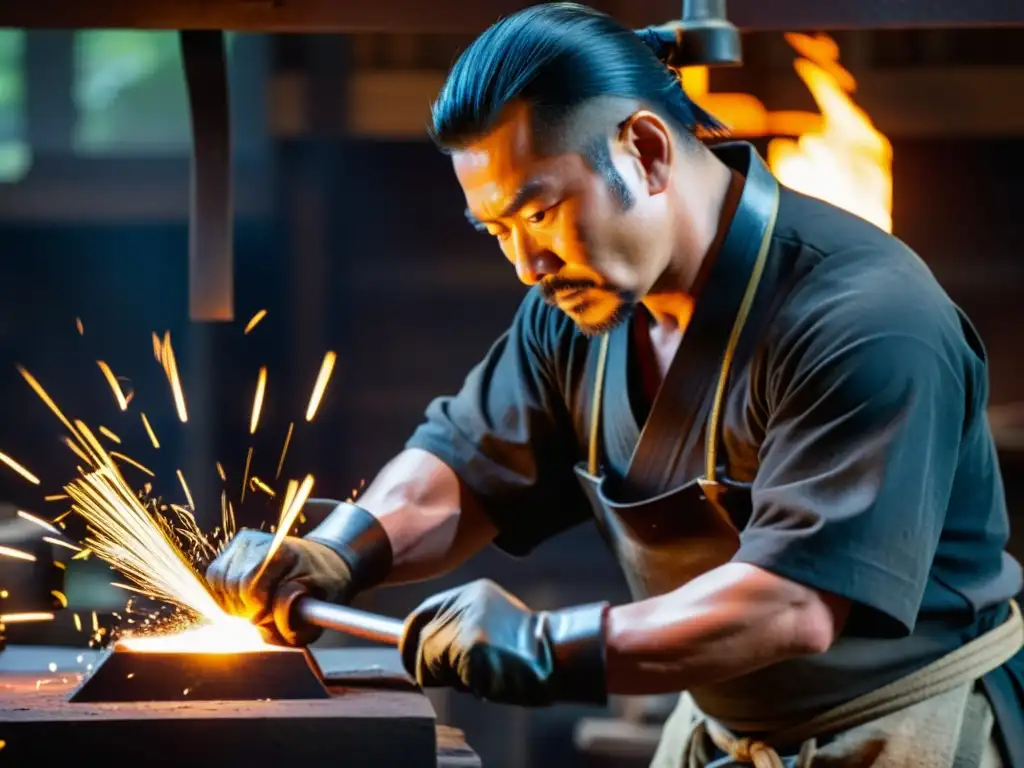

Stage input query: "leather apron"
[{"left": 572, "top": 150, "right": 779, "bottom": 601}]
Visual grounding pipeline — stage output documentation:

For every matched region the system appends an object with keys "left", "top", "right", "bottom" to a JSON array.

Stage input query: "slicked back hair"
[{"left": 430, "top": 3, "right": 726, "bottom": 208}]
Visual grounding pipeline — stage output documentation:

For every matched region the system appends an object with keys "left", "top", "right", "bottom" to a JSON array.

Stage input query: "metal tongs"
[{"left": 294, "top": 597, "right": 404, "bottom": 645}]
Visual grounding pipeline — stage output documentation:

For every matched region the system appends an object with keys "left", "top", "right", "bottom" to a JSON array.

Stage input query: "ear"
[{"left": 617, "top": 110, "right": 673, "bottom": 195}]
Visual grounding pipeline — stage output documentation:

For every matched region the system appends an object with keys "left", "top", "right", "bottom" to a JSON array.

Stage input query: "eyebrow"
[{"left": 464, "top": 177, "right": 549, "bottom": 231}]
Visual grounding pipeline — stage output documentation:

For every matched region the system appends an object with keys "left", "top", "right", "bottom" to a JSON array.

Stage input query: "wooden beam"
[
  {"left": 271, "top": 66, "right": 1024, "bottom": 140},
  {"left": 2, "top": 0, "right": 1024, "bottom": 33}
]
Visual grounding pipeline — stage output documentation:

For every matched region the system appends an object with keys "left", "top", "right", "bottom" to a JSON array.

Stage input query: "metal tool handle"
[{"left": 295, "top": 597, "right": 404, "bottom": 645}]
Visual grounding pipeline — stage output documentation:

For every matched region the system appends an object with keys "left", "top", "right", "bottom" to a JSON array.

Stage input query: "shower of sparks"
[
  {"left": 17, "top": 366, "right": 263, "bottom": 648},
  {"left": 305, "top": 352, "right": 337, "bottom": 422},
  {"left": 244, "top": 309, "right": 267, "bottom": 334},
  {"left": 96, "top": 361, "right": 129, "bottom": 411},
  {"left": 10, "top": 326, "right": 346, "bottom": 652},
  {"left": 43, "top": 536, "right": 81, "bottom": 552},
  {"left": 276, "top": 422, "right": 294, "bottom": 480},
  {"left": 0, "top": 612, "right": 53, "bottom": 623},
  {"left": 140, "top": 412, "right": 160, "bottom": 449},
  {"left": 241, "top": 446, "right": 254, "bottom": 503},
  {"left": 16, "top": 509, "right": 60, "bottom": 535},
  {"left": 216, "top": 462, "right": 226, "bottom": 481},
  {"left": 251, "top": 474, "right": 314, "bottom": 587},
  {"left": 76, "top": 317, "right": 85, "bottom": 335},
  {"left": 0, "top": 545, "right": 36, "bottom": 562},
  {"left": 250, "top": 366, "right": 268, "bottom": 435},
  {"left": 0, "top": 450, "right": 41, "bottom": 484},
  {"left": 158, "top": 332, "right": 189, "bottom": 423},
  {"left": 176, "top": 469, "right": 195, "bottom": 510}
]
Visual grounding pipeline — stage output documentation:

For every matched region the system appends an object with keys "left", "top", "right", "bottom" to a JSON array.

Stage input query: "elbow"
[{"left": 790, "top": 591, "right": 850, "bottom": 656}]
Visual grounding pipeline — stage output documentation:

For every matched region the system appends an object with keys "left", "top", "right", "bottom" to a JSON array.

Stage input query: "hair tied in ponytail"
[{"left": 635, "top": 24, "right": 688, "bottom": 70}]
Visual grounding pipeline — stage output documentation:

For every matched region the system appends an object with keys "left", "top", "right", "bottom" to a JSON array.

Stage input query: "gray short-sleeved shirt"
[{"left": 407, "top": 142, "right": 1022, "bottom": 720}]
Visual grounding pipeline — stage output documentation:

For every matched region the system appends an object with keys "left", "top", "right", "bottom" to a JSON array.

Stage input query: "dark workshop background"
[{"left": 2, "top": 27, "right": 1024, "bottom": 767}]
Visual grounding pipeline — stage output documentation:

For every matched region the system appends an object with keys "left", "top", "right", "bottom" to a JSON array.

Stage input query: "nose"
[{"left": 511, "top": 230, "right": 562, "bottom": 285}]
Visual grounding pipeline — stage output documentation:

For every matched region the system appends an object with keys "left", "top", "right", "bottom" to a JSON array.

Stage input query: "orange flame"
[{"left": 683, "top": 33, "right": 893, "bottom": 233}]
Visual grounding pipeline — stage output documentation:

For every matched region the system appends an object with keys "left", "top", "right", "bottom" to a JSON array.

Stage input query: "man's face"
[{"left": 453, "top": 102, "right": 672, "bottom": 336}]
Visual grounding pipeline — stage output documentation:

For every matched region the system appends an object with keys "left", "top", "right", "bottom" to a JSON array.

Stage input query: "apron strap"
[
  {"left": 700, "top": 195, "right": 777, "bottom": 498},
  {"left": 585, "top": 187, "right": 778, "bottom": 488},
  {"left": 702, "top": 599, "right": 1024, "bottom": 765}
]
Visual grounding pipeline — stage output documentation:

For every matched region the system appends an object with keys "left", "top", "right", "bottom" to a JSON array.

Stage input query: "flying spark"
[
  {"left": 0, "top": 545, "right": 36, "bottom": 562},
  {"left": 140, "top": 412, "right": 160, "bottom": 449},
  {"left": 96, "top": 361, "right": 129, "bottom": 411},
  {"left": 159, "top": 332, "right": 189, "bottom": 423},
  {"left": 250, "top": 366, "right": 267, "bottom": 435},
  {"left": 241, "top": 446, "right": 254, "bottom": 503},
  {"left": 43, "top": 537, "right": 81, "bottom": 552},
  {"left": 99, "top": 426, "right": 122, "bottom": 444},
  {"left": 176, "top": 469, "right": 195, "bottom": 509},
  {"left": 276, "top": 422, "right": 294, "bottom": 480},
  {"left": 305, "top": 352, "right": 337, "bottom": 421},
  {"left": 16, "top": 509, "right": 60, "bottom": 535},
  {"left": 251, "top": 474, "right": 314, "bottom": 586},
  {"left": 244, "top": 309, "right": 267, "bottom": 334},
  {"left": 0, "top": 450, "right": 40, "bottom": 485},
  {"left": 0, "top": 612, "right": 53, "bottom": 623},
  {"left": 76, "top": 317, "right": 84, "bottom": 335}
]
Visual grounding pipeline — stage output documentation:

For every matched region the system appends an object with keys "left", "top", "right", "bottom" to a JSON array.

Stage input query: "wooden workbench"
[{"left": 0, "top": 645, "right": 480, "bottom": 767}]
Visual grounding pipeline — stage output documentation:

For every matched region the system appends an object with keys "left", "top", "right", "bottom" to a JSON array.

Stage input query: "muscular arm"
[
  {"left": 353, "top": 448, "right": 498, "bottom": 585},
  {"left": 605, "top": 563, "right": 849, "bottom": 695}
]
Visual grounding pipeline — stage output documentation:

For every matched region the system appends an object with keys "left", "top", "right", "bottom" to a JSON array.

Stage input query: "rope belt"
[{"left": 702, "top": 600, "right": 1023, "bottom": 768}]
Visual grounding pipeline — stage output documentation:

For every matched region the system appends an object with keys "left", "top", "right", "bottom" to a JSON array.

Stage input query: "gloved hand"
[
  {"left": 399, "top": 579, "right": 610, "bottom": 706},
  {"left": 206, "top": 499, "right": 393, "bottom": 646}
]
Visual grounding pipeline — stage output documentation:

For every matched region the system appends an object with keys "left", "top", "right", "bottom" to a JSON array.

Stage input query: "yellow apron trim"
[{"left": 587, "top": 188, "right": 779, "bottom": 486}]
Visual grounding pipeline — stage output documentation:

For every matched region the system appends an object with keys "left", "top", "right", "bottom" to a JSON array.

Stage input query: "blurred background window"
[{"left": 0, "top": 29, "right": 30, "bottom": 182}]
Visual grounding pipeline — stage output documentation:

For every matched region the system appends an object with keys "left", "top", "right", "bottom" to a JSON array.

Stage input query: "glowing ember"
[{"left": 117, "top": 617, "right": 280, "bottom": 654}]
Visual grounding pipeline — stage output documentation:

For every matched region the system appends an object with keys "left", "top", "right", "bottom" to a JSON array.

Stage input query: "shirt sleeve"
[
  {"left": 405, "top": 289, "right": 591, "bottom": 556},
  {"left": 733, "top": 296, "right": 970, "bottom": 637}
]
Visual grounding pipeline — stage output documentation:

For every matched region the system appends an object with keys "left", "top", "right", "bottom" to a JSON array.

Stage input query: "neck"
[{"left": 642, "top": 150, "right": 740, "bottom": 330}]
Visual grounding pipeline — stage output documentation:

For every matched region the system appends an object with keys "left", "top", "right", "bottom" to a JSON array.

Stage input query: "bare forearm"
[
  {"left": 352, "top": 448, "right": 497, "bottom": 584},
  {"left": 605, "top": 563, "right": 848, "bottom": 695}
]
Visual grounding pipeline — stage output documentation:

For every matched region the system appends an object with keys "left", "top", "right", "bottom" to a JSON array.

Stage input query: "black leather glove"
[
  {"left": 206, "top": 499, "right": 392, "bottom": 646},
  {"left": 399, "top": 579, "right": 609, "bottom": 706}
]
